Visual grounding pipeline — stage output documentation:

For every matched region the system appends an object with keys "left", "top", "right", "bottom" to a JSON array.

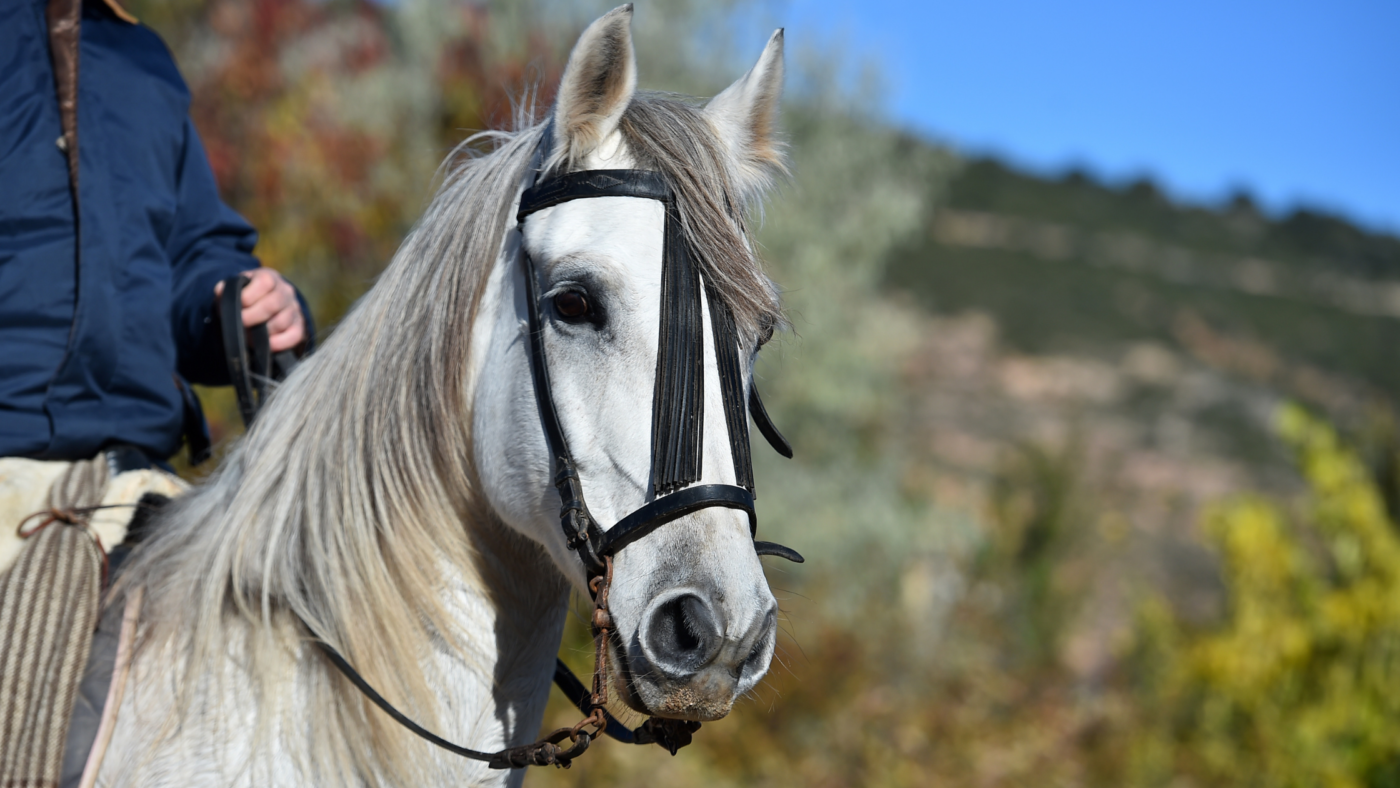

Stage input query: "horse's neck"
[
  {"left": 371, "top": 513, "right": 572, "bottom": 785},
  {"left": 106, "top": 512, "right": 570, "bottom": 787},
  {"left": 439, "top": 510, "right": 573, "bottom": 752}
]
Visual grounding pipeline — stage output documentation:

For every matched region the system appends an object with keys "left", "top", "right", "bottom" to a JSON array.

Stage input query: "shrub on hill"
[{"left": 1132, "top": 406, "right": 1400, "bottom": 788}]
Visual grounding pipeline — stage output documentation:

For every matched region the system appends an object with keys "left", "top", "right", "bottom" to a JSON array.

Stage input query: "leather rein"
[{"left": 220, "top": 166, "right": 801, "bottom": 770}]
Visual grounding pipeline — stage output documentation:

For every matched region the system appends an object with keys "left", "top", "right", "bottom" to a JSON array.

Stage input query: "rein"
[{"left": 217, "top": 165, "right": 802, "bottom": 770}]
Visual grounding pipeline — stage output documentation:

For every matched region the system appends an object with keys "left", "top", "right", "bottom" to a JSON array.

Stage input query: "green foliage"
[
  {"left": 944, "top": 158, "right": 1400, "bottom": 280},
  {"left": 1133, "top": 406, "right": 1400, "bottom": 787},
  {"left": 987, "top": 440, "right": 1085, "bottom": 667}
]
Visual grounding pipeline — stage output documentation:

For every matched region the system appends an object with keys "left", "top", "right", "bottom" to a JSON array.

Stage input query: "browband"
[{"left": 518, "top": 169, "right": 670, "bottom": 221}]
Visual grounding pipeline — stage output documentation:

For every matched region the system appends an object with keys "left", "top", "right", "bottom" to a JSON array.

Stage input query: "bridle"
[
  {"left": 514, "top": 168, "right": 801, "bottom": 573},
  {"left": 506, "top": 168, "right": 803, "bottom": 762},
  {"left": 229, "top": 165, "right": 802, "bottom": 770}
]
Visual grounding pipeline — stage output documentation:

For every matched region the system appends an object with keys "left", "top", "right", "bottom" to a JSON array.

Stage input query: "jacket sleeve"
[{"left": 166, "top": 117, "right": 314, "bottom": 385}]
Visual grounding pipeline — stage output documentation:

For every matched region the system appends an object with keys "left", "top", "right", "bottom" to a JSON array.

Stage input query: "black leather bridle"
[
  {"left": 228, "top": 165, "right": 802, "bottom": 770},
  {"left": 514, "top": 168, "right": 803, "bottom": 577}
]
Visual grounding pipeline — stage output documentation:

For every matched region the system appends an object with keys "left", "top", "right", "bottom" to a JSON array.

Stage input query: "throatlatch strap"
[{"left": 650, "top": 202, "right": 705, "bottom": 494}]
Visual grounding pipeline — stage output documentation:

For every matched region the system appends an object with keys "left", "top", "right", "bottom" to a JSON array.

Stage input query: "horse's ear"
[
  {"left": 705, "top": 29, "right": 786, "bottom": 201},
  {"left": 550, "top": 5, "right": 637, "bottom": 167}
]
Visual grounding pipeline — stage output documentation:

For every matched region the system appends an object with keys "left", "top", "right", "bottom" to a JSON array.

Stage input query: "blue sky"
[{"left": 775, "top": 0, "right": 1399, "bottom": 232}]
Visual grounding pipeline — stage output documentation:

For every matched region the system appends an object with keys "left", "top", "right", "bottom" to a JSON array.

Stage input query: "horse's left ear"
[{"left": 705, "top": 29, "right": 786, "bottom": 202}]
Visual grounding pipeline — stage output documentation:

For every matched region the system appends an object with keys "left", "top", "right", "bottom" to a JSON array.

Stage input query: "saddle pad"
[
  {"left": 0, "top": 457, "right": 187, "bottom": 576},
  {"left": 0, "top": 521, "right": 102, "bottom": 788}
]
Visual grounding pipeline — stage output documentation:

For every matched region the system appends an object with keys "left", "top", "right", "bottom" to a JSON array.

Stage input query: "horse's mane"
[{"left": 118, "top": 92, "right": 782, "bottom": 783}]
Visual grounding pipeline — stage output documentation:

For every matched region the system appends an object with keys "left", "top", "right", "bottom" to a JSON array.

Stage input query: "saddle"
[{"left": 0, "top": 448, "right": 182, "bottom": 788}]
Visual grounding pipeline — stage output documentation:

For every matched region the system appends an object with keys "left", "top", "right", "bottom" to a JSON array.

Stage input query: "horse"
[{"left": 98, "top": 6, "right": 793, "bottom": 786}]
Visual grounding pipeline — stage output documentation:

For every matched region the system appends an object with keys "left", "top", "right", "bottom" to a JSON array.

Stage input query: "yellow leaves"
[
  {"left": 1207, "top": 497, "right": 1304, "bottom": 594},
  {"left": 1284, "top": 404, "right": 1400, "bottom": 590},
  {"left": 1135, "top": 405, "right": 1400, "bottom": 786}
]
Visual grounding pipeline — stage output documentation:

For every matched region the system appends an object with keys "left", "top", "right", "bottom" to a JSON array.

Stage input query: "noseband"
[{"left": 302, "top": 167, "right": 802, "bottom": 770}]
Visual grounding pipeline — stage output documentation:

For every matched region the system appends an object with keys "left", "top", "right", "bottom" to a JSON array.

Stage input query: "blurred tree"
[
  {"left": 127, "top": 0, "right": 567, "bottom": 443},
  {"left": 1133, "top": 406, "right": 1400, "bottom": 788},
  {"left": 988, "top": 439, "right": 1085, "bottom": 668}
]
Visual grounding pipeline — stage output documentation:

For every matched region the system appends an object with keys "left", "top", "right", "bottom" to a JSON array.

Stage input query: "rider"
[
  {"left": 2, "top": 3, "right": 313, "bottom": 784},
  {"left": 1, "top": 0, "right": 313, "bottom": 466}
]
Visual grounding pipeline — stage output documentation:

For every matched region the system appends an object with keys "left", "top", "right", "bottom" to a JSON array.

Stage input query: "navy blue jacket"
[{"left": 1, "top": 0, "right": 310, "bottom": 461}]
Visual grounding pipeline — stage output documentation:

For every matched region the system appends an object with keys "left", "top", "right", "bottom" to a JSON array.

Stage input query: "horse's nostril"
[
  {"left": 645, "top": 594, "right": 721, "bottom": 673},
  {"left": 735, "top": 632, "right": 771, "bottom": 679}
]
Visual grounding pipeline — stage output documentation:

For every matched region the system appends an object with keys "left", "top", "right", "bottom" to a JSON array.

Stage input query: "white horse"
[{"left": 101, "top": 6, "right": 790, "bottom": 786}]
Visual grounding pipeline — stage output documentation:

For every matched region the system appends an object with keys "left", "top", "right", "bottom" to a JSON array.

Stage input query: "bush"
[{"left": 1134, "top": 406, "right": 1400, "bottom": 788}]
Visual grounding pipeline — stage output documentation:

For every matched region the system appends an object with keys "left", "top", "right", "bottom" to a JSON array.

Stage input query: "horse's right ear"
[
  {"left": 550, "top": 5, "right": 636, "bottom": 168},
  {"left": 704, "top": 29, "right": 786, "bottom": 204}
]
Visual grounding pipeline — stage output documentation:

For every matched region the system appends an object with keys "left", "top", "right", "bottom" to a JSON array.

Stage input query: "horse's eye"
[{"left": 554, "top": 290, "right": 590, "bottom": 320}]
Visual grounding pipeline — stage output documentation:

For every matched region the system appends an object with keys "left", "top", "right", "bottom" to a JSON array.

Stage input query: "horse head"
[{"left": 472, "top": 6, "right": 790, "bottom": 722}]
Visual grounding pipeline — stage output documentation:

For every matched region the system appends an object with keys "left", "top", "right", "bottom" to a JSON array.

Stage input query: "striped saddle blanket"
[{"left": 0, "top": 453, "right": 184, "bottom": 788}]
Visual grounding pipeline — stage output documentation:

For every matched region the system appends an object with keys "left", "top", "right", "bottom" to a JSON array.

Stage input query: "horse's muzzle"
[{"left": 618, "top": 588, "right": 777, "bottom": 721}]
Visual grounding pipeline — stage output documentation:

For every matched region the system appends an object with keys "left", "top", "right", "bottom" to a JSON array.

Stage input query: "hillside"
[{"left": 886, "top": 158, "right": 1400, "bottom": 403}]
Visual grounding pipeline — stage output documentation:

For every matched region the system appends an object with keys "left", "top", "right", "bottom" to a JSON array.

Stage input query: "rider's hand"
[{"left": 213, "top": 268, "right": 307, "bottom": 353}]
